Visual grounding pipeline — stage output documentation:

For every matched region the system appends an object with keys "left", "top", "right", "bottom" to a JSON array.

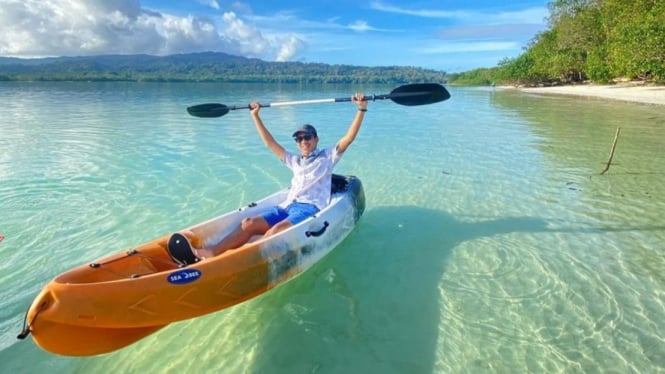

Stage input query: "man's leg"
[
  {"left": 197, "top": 216, "right": 271, "bottom": 257},
  {"left": 264, "top": 220, "right": 293, "bottom": 237}
]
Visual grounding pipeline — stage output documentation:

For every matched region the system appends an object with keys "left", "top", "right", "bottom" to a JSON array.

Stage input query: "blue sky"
[{"left": 0, "top": 0, "right": 550, "bottom": 72}]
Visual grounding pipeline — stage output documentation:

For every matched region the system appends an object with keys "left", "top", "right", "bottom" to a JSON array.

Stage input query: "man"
[{"left": 177, "top": 92, "right": 368, "bottom": 260}]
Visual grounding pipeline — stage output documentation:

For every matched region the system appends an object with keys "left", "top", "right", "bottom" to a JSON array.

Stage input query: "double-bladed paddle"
[{"left": 186, "top": 83, "right": 451, "bottom": 118}]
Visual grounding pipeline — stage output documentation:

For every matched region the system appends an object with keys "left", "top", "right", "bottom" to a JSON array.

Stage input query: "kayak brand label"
[{"left": 167, "top": 269, "right": 202, "bottom": 285}]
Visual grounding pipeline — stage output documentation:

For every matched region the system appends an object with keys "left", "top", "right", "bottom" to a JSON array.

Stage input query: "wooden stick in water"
[{"left": 600, "top": 127, "right": 621, "bottom": 175}]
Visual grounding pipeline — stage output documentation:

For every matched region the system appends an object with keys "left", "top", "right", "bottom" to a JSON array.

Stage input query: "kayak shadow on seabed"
[{"left": 238, "top": 205, "right": 549, "bottom": 373}]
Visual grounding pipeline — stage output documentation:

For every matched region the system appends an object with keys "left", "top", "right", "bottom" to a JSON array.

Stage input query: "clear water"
[{"left": 1, "top": 82, "right": 664, "bottom": 373}]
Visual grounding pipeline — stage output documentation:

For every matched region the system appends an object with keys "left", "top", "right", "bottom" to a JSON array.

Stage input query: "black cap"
[{"left": 292, "top": 124, "right": 317, "bottom": 138}]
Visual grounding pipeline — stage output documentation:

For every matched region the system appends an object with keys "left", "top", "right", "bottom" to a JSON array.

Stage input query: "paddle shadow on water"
[{"left": 238, "top": 205, "right": 548, "bottom": 373}]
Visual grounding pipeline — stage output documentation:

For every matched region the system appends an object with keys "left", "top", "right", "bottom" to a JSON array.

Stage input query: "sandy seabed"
[{"left": 517, "top": 83, "right": 665, "bottom": 106}]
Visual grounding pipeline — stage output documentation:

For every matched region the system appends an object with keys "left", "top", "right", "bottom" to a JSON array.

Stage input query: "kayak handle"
[{"left": 306, "top": 221, "right": 329, "bottom": 237}]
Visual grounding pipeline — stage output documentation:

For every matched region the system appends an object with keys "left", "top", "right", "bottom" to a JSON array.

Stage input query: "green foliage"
[
  {"left": 448, "top": 0, "right": 665, "bottom": 85},
  {"left": 0, "top": 53, "right": 446, "bottom": 84},
  {"left": 585, "top": 46, "right": 612, "bottom": 82},
  {"left": 603, "top": 0, "right": 665, "bottom": 80},
  {"left": 445, "top": 67, "right": 494, "bottom": 86}
]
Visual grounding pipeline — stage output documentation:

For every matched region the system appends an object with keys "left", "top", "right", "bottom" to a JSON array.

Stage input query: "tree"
[
  {"left": 449, "top": 0, "right": 665, "bottom": 85},
  {"left": 602, "top": 0, "right": 665, "bottom": 80}
]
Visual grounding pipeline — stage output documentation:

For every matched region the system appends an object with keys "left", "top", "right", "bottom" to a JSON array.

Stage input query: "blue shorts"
[{"left": 261, "top": 202, "right": 320, "bottom": 227}]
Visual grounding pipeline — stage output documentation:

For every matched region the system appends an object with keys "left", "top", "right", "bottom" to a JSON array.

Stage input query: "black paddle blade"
[
  {"left": 388, "top": 83, "right": 451, "bottom": 106},
  {"left": 186, "top": 103, "right": 230, "bottom": 118}
]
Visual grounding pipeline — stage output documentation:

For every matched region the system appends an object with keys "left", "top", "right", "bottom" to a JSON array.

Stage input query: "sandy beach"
[{"left": 518, "top": 83, "right": 665, "bottom": 106}]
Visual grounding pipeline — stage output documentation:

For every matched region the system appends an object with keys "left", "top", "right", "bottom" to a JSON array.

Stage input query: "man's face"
[{"left": 295, "top": 133, "right": 318, "bottom": 155}]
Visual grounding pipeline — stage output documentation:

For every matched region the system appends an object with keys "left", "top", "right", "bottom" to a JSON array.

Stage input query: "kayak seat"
[
  {"left": 167, "top": 233, "right": 199, "bottom": 266},
  {"left": 331, "top": 174, "right": 348, "bottom": 194}
]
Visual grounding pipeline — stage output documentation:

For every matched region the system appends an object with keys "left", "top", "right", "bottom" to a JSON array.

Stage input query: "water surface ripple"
[{"left": 0, "top": 83, "right": 664, "bottom": 373}]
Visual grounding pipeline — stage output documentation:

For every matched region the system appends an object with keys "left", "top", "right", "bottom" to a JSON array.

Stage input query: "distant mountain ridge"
[
  {"left": 0, "top": 52, "right": 446, "bottom": 84},
  {"left": 0, "top": 52, "right": 251, "bottom": 66}
]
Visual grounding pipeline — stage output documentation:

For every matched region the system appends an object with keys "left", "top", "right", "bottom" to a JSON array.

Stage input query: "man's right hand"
[{"left": 250, "top": 101, "right": 261, "bottom": 115}]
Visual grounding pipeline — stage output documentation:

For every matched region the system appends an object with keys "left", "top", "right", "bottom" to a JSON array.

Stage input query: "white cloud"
[
  {"left": 436, "top": 24, "right": 544, "bottom": 39},
  {"left": 348, "top": 20, "right": 371, "bottom": 32},
  {"left": 364, "top": 1, "right": 547, "bottom": 68},
  {"left": 416, "top": 41, "right": 520, "bottom": 54},
  {"left": 230, "top": 1, "right": 253, "bottom": 15},
  {"left": 369, "top": 1, "right": 546, "bottom": 25},
  {"left": 222, "top": 11, "right": 263, "bottom": 42},
  {"left": 0, "top": 0, "right": 304, "bottom": 62},
  {"left": 0, "top": 0, "right": 218, "bottom": 56},
  {"left": 369, "top": 1, "right": 470, "bottom": 19},
  {"left": 346, "top": 20, "right": 394, "bottom": 33},
  {"left": 202, "top": 0, "right": 220, "bottom": 10},
  {"left": 220, "top": 11, "right": 303, "bottom": 61},
  {"left": 275, "top": 35, "right": 303, "bottom": 61}
]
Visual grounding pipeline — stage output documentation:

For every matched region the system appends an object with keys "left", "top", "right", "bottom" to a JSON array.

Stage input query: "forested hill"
[{"left": 0, "top": 52, "right": 446, "bottom": 84}]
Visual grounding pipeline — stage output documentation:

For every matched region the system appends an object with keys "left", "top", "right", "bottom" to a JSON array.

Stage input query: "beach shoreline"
[{"left": 512, "top": 83, "right": 665, "bottom": 106}]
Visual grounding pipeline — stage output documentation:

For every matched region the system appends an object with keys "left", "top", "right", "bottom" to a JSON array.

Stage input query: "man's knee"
[
  {"left": 240, "top": 217, "right": 253, "bottom": 230},
  {"left": 241, "top": 216, "right": 269, "bottom": 234}
]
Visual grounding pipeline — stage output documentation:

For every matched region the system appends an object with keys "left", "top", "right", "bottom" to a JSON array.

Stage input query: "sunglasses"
[{"left": 294, "top": 134, "right": 314, "bottom": 143}]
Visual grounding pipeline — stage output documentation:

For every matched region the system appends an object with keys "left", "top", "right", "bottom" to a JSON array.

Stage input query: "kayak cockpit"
[{"left": 54, "top": 241, "right": 179, "bottom": 284}]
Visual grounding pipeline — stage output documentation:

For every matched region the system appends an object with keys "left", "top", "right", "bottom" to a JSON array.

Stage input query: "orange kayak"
[{"left": 19, "top": 174, "right": 364, "bottom": 356}]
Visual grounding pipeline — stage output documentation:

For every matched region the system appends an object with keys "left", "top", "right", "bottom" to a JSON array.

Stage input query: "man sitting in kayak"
[{"left": 177, "top": 93, "right": 368, "bottom": 260}]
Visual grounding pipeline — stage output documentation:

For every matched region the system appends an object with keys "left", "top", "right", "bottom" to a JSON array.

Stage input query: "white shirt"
[{"left": 282, "top": 147, "right": 341, "bottom": 210}]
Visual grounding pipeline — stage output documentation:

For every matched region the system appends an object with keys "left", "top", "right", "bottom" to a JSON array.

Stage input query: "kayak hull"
[{"left": 22, "top": 174, "right": 364, "bottom": 356}]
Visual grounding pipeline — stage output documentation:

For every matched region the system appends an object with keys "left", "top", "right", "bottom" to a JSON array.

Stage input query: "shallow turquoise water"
[{"left": 1, "top": 82, "right": 664, "bottom": 373}]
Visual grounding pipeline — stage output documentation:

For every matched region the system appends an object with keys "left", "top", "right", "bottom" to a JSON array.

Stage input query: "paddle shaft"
[
  {"left": 229, "top": 91, "right": 425, "bottom": 110},
  {"left": 228, "top": 98, "right": 341, "bottom": 111}
]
